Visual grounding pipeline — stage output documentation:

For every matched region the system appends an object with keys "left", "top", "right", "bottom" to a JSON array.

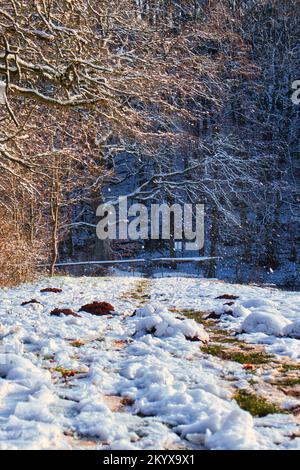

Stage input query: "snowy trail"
[{"left": 0, "top": 276, "right": 299, "bottom": 450}]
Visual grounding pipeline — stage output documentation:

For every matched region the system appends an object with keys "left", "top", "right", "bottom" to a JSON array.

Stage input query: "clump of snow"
[
  {"left": 74, "top": 397, "right": 128, "bottom": 442},
  {"left": 231, "top": 304, "right": 251, "bottom": 318},
  {"left": 110, "top": 439, "right": 138, "bottom": 450},
  {"left": 242, "top": 299, "right": 278, "bottom": 309},
  {"left": 14, "top": 387, "right": 55, "bottom": 423},
  {"left": 22, "top": 302, "right": 44, "bottom": 313},
  {"left": 134, "top": 305, "right": 209, "bottom": 342},
  {"left": 0, "top": 324, "right": 8, "bottom": 338},
  {"left": 0, "top": 354, "right": 51, "bottom": 389},
  {"left": 0, "top": 416, "right": 63, "bottom": 450},
  {"left": 205, "top": 409, "right": 257, "bottom": 450},
  {"left": 175, "top": 411, "right": 224, "bottom": 440},
  {"left": 283, "top": 320, "right": 300, "bottom": 339},
  {"left": 240, "top": 311, "right": 291, "bottom": 337},
  {"left": 0, "top": 354, "right": 61, "bottom": 449},
  {"left": 130, "top": 363, "right": 174, "bottom": 389},
  {"left": 174, "top": 403, "right": 257, "bottom": 450}
]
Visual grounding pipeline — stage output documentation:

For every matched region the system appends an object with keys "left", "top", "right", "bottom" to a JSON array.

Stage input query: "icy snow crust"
[{"left": 0, "top": 276, "right": 299, "bottom": 450}]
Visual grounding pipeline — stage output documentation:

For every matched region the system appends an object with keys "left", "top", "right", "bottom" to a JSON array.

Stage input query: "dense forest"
[{"left": 0, "top": 0, "right": 299, "bottom": 287}]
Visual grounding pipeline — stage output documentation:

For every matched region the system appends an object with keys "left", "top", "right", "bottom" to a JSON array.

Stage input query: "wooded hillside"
[{"left": 0, "top": 0, "right": 299, "bottom": 286}]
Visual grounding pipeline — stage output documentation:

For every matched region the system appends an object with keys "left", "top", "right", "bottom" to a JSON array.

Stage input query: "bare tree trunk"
[
  {"left": 207, "top": 204, "right": 219, "bottom": 278},
  {"left": 50, "top": 202, "right": 59, "bottom": 277},
  {"left": 239, "top": 202, "right": 252, "bottom": 262},
  {"left": 50, "top": 157, "right": 60, "bottom": 277},
  {"left": 166, "top": 194, "right": 176, "bottom": 268},
  {"left": 92, "top": 192, "right": 112, "bottom": 261}
]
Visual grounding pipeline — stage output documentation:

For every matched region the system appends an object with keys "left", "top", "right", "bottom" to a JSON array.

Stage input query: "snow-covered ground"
[{"left": 0, "top": 276, "right": 299, "bottom": 450}]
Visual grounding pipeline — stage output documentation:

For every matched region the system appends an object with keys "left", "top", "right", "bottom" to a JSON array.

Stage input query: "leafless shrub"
[{"left": 0, "top": 208, "right": 46, "bottom": 287}]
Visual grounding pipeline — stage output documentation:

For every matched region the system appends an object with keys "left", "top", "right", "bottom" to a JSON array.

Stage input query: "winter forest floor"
[{"left": 0, "top": 275, "right": 300, "bottom": 450}]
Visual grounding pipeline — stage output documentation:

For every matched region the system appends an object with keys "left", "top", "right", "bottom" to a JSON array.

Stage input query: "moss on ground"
[
  {"left": 281, "top": 364, "right": 300, "bottom": 372},
  {"left": 233, "top": 389, "right": 283, "bottom": 417},
  {"left": 121, "top": 281, "right": 151, "bottom": 305},
  {"left": 248, "top": 378, "right": 257, "bottom": 386},
  {"left": 214, "top": 336, "right": 246, "bottom": 346},
  {"left": 181, "top": 309, "right": 216, "bottom": 327},
  {"left": 201, "top": 344, "right": 274, "bottom": 364},
  {"left": 275, "top": 378, "right": 300, "bottom": 387}
]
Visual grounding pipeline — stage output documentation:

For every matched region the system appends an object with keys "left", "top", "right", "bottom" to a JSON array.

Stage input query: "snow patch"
[
  {"left": 205, "top": 409, "right": 257, "bottom": 450},
  {"left": 134, "top": 305, "right": 209, "bottom": 342},
  {"left": 0, "top": 354, "right": 51, "bottom": 389},
  {"left": 240, "top": 311, "right": 291, "bottom": 337},
  {"left": 283, "top": 320, "right": 300, "bottom": 339}
]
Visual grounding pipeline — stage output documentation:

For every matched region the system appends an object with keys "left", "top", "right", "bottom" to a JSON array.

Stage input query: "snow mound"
[
  {"left": 283, "top": 320, "right": 300, "bottom": 339},
  {"left": 74, "top": 397, "right": 128, "bottom": 442},
  {"left": 0, "top": 354, "right": 51, "bottom": 389},
  {"left": 240, "top": 311, "right": 291, "bottom": 337},
  {"left": 132, "top": 364, "right": 174, "bottom": 388},
  {"left": 231, "top": 305, "right": 251, "bottom": 318},
  {"left": 14, "top": 387, "right": 55, "bottom": 423},
  {"left": 173, "top": 400, "right": 257, "bottom": 449},
  {"left": 242, "top": 299, "right": 277, "bottom": 309},
  {"left": 0, "top": 324, "right": 8, "bottom": 338},
  {"left": 134, "top": 305, "right": 209, "bottom": 342},
  {"left": 205, "top": 409, "right": 257, "bottom": 450}
]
